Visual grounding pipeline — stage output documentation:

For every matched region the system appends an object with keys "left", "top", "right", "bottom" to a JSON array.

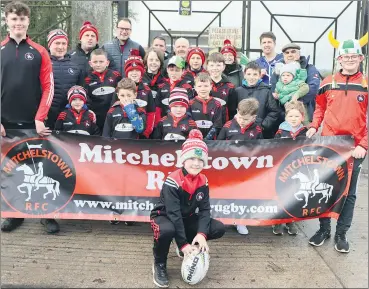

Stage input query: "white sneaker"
[{"left": 236, "top": 225, "right": 249, "bottom": 235}]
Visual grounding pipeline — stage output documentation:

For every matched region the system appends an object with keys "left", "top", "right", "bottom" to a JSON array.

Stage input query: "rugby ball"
[{"left": 181, "top": 249, "right": 210, "bottom": 285}]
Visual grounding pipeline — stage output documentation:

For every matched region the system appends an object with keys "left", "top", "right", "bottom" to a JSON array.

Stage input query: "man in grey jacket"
[{"left": 102, "top": 18, "right": 145, "bottom": 77}]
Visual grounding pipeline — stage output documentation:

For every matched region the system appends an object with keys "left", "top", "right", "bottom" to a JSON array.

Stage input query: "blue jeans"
[{"left": 319, "top": 158, "right": 364, "bottom": 234}]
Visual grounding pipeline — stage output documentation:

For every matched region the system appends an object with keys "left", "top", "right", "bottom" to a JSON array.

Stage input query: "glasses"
[
  {"left": 284, "top": 49, "right": 298, "bottom": 55},
  {"left": 117, "top": 27, "right": 131, "bottom": 31},
  {"left": 341, "top": 55, "right": 360, "bottom": 61}
]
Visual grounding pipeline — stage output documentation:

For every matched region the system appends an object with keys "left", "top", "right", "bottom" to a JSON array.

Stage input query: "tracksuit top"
[
  {"left": 152, "top": 113, "right": 197, "bottom": 140},
  {"left": 218, "top": 119, "right": 263, "bottom": 140}
]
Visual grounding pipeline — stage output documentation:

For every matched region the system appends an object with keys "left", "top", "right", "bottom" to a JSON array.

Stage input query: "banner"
[
  {"left": 179, "top": 0, "right": 191, "bottom": 16},
  {"left": 208, "top": 27, "right": 242, "bottom": 49},
  {"left": 1, "top": 130, "right": 353, "bottom": 225}
]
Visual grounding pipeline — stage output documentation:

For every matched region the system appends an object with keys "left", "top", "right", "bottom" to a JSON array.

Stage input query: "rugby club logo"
[
  {"left": 275, "top": 145, "right": 348, "bottom": 218},
  {"left": 1, "top": 138, "right": 76, "bottom": 215}
]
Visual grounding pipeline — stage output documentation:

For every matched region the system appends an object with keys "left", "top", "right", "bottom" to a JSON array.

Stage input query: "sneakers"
[
  {"left": 40, "top": 219, "right": 60, "bottom": 234},
  {"left": 1, "top": 218, "right": 24, "bottom": 232},
  {"left": 286, "top": 222, "right": 298, "bottom": 235},
  {"left": 236, "top": 225, "right": 249, "bottom": 235},
  {"left": 334, "top": 233, "right": 350, "bottom": 253},
  {"left": 152, "top": 263, "right": 169, "bottom": 288},
  {"left": 109, "top": 221, "right": 120, "bottom": 225},
  {"left": 272, "top": 224, "right": 284, "bottom": 235},
  {"left": 124, "top": 221, "right": 133, "bottom": 226},
  {"left": 309, "top": 226, "right": 331, "bottom": 246},
  {"left": 175, "top": 246, "right": 184, "bottom": 259}
]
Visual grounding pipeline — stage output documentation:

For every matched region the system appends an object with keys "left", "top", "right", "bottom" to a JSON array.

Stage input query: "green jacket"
[{"left": 276, "top": 69, "right": 309, "bottom": 105}]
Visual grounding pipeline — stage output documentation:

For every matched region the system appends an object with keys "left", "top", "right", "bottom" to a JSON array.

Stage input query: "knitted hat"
[
  {"left": 79, "top": 21, "right": 99, "bottom": 41},
  {"left": 47, "top": 29, "right": 68, "bottom": 48},
  {"left": 181, "top": 129, "right": 208, "bottom": 166},
  {"left": 277, "top": 62, "right": 301, "bottom": 77},
  {"left": 220, "top": 39, "right": 237, "bottom": 59},
  {"left": 169, "top": 87, "right": 189, "bottom": 108},
  {"left": 67, "top": 85, "right": 87, "bottom": 104},
  {"left": 187, "top": 47, "right": 206, "bottom": 65},
  {"left": 124, "top": 49, "right": 145, "bottom": 76},
  {"left": 167, "top": 55, "right": 186, "bottom": 69}
]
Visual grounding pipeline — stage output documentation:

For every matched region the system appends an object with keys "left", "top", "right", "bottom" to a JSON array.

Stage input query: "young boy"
[
  {"left": 155, "top": 56, "right": 193, "bottom": 125},
  {"left": 189, "top": 72, "right": 223, "bottom": 140},
  {"left": 150, "top": 129, "right": 226, "bottom": 288},
  {"left": 84, "top": 48, "right": 122, "bottom": 132},
  {"left": 183, "top": 47, "right": 207, "bottom": 87},
  {"left": 124, "top": 49, "right": 156, "bottom": 139},
  {"left": 102, "top": 78, "right": 146, "bottom": 139},
  {"left": 272, "top": 101, "right": 307, "bottom": 236},
  {"left": 55, "top": 85, "right": 100, "bottom": 135},
  {"left": 152, "top": 88, "right": 197, "bottom": 140},
  {"left": 232, "top": 61, "right": 281, "bottom": 138},
  {"left": 207, "top": 52, "right": 237, "bottom": 124}
]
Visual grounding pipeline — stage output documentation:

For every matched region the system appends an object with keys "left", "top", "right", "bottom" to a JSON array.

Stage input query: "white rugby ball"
[{"left": 181, "top": 249, "right": 210, "bottom": 285}]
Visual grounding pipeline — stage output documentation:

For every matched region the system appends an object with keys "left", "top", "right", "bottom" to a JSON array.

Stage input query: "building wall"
[{"left": 128, "top": 1, "right": 359, "bottom": 71}]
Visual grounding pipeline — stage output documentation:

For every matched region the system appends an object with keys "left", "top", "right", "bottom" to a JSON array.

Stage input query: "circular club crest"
[
  {"left": 275, "top": 145, "right": 348, "bottom": 218},
  {"left": 1, "top": 138, "right": 76, "bottom": 215},
  {"left": 196, "top": 192, "right": 204, "bottom": 201}
]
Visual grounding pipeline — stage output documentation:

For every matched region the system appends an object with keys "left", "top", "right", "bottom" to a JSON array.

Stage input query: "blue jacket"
[
  {"left": 255, "top": 53, "right": 283, "bottom": 85},
  {"left": 270, "top": 56, "right": 321, "bottom": 121}
]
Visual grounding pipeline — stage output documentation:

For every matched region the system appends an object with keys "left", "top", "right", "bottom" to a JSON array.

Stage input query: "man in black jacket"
[
  {"left": 46, "top": 29, "right": 83, "bottom": 129},
  {"left": 233, "top": 62, "right": 281, "bottom": 138},
  {"left": 70, "top": 21, "right": 115, "bottom": 77}
]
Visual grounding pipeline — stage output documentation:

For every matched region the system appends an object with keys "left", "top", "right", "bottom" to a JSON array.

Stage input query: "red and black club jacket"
[
  {"left": 210, "top": 76, "right": 236, "bottom": 124},
  {"left": 142, "top": 71, "right": 166, "bottom": 99},
  {"left": 274, "top": 123, "right": 308, "bottom": 140},
  {"left": 152, "top": 113, "right": 197, "bottom": 140},
  {"left": 150, "top": 168, "right": 211, "bottom": 250},
  {"left": 217, "top": 119, "right": 263, "bottom": 140},
  {"left": 135, "top": 82, "right": 156, "bottom": 139},
  {"left": 55, "top": 107, "right": 100, "bottom": 136},
  {"left": 154, "top": 78, "right": 193, "bottom": 125},
  {"left": 1, "top": 35, "right": 54, "bottom": 124}
]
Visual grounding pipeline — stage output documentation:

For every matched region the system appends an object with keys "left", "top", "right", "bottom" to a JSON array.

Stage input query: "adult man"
[
  {"left": 1, "top": 1, "right": 55, "bottom": 233},
  {"left": 152, "top": 36, "right": 170, "bottom": 60},
  {"left": 255, "top": 32, "right": 283, "bottom": 85},
  {"left": 163, "top": 37, "right": 190, "bottom": 77},
  {"left": 102, "top": 18, "right": 145, "bottom": 77},
  {"left": 306, "top": 32, "right": 368, "bottom": 253},
  {"left": 270, "top": 43, "right": 320, "bottom": 122},
  {"left": 47, "top": 29, "right": 83, "bottom": 129},
  {"left": 70, "top": 21, "right": 115, "bottom": 77}
]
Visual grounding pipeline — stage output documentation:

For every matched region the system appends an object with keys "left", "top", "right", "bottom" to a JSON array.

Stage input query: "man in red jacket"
[{"left": 306, "top": 31, "right": 368, "bottom": 253}]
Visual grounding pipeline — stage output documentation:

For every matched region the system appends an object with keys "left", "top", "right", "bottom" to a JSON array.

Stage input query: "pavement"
[{"left": 1, "top": 176, "right": 368, "bottom": 288}]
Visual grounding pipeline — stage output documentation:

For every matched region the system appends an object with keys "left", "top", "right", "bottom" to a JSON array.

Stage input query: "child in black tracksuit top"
[
  {"left": 152, "top": 88, "right": 197, "bottom": 140},
  {"left": 272, "top": 101, "right": 307, "bottom": 236},
  {"left": 102, "top": 78, "right": 146, "bottom": 139},
  {"left": 84, "top": 48, "right": 122, "bottom": 132},
  {"left": 55, "top": 85, "right": 100, "bottom": 135},
  {"left": 150, "top": 129, "right": 225, "bottom": 288},
  {"left": 190, "top": 72, "right": 223, "bottom": 140}
]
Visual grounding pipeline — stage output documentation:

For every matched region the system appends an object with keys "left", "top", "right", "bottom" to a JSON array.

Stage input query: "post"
[{"left": 118, "top": 1, "right": 129, "bottom": 18}]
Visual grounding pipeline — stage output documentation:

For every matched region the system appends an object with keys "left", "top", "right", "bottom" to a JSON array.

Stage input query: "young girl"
[
  {"left": 142, "top": 47, "right": 166, "bottom": 98},
  {"left": 150, "top": 129, "right": 225, "bottom": 288}
]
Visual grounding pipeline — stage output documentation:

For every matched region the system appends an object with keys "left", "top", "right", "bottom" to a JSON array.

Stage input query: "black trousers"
[{"left": 151, "top": 215, "right": 225, "bottom": 264}]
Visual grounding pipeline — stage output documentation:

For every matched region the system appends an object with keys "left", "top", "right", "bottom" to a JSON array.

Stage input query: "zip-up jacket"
[
  {"left": 84, "top": 69, "right": 122, "bottom": 131},
  {"left": 211, "top": 75, "right": 236, "bottom": 124},
  {"left": 1, "top": 35, "right": 54, "bottom": 124},
  {"left": 102, "top": 102, "right": 146, "bottom": 139},
  {"left": 310, "top": 71, "right": 368, "bottom": 149},
  {"left": 255, "top": 53, "right": 283, "bottom": 85},
  {"left": 136, "top": 82, "right": 155, "bottom": 139},
  {"left": 142, "top": 71, "right": 166, "bottom": 99},
  {"left": 183, "top": 67, "right": 207, "bottom": 89},
  {"left": 275, "top": 122, "right": 307, "bottom": 139},
  {"left": 189, "top": 96, "right": 223, "bottom": 139},
  {"left": 223, "top": 63, "right": 243, "bottom": 88},
  {"left": 150, "top": 168, "right": 211, "bottom": 250},
  {"left": 217, "top": 119, "right": 263, "bottom": 140},
  {"left": 154, "top": 78, "right": 193, "bottom": 125},
  {"left": 152, "top": 113, "right": 197, "bottom": 140},
  {"left": 55, "top": 107, "right": 100, "bottom": 135}
]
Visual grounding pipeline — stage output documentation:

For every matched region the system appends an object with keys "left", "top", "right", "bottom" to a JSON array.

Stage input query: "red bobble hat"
[
  {"left": 186, "top": 47, "right": 206, "bottom": 65},
  {"left": 47, "top": 29, "right": 68, "bottom": 48},
  {"left": 169, "top": 88, "right": 189, "bottom": 109},
  {"left": 67, "top": 85, "right": 87, "bottom": 104},
  {"left": 79, "top": 21, "right": 99, "bottom": 41},
  {"left": 124, "top": 49, "right": 145, "bottom": 77},
  {"left": 220, "top": 39, "right": 237, "bottom": 59},
  {"left": 181, "top": 129, "right": 208, "bottom": 166}
]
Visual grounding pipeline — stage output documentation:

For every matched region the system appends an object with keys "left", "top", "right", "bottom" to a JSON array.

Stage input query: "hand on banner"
[
  {"left": 1, "top": 123, "right": 6, "bottom": 137},
  {"left": 192, "top": 234, "right": 209, "bottom": 253},
  {"left": 35, "top": 120, "right": 52, "bottom": 137},
  {"left": 306, "top": 128, "right": 317, "bottom": 138},
  {"left": 351, "top": 146, "right": 367, "bottom": 159},
  {"left": 182, "top": 245, "right": 198, "bottom": 256}
]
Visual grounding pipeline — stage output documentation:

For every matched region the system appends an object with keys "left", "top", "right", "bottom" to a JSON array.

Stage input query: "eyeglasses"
[
  {"left": 117, "top": 27, "right": 131, "bottom": 31},
  {"left": 284, "top": 49, "right": 298, "bottom": 55},
  {"left": 341, "top": 55, "right": 360, "bottom": 61}
]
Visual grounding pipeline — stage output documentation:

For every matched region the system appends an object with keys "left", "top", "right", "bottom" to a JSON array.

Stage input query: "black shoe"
[
  {"left": 272, "top": 224, "right": 284, "bottom": 235},
  {"left": 152, "top": 263, "right": 169, "bottom": 288},
  {"left": 309, "top": 226, "right": 331, "bottom": 246},
  {"left": 334, "top": 233, "right": 350, "bottom": 253},
  {"left": 109, "top": 220, "right": 120, "bottom": 225},
  {"left": 40, "top": 219, "right": 60, "bottom": 234},
  {"left": 286, "top": 222, "right": 298, "bottom": 235},
  {"left": 1, "top": 218, "right": 24, "bottom": 232},
  {"left": 124, "top": 221, "right": 133, "bottom": 226}
]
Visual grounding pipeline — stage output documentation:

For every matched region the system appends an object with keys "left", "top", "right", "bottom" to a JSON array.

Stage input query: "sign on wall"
[
  {"left": 179, "top": 0, "right": 191, "bottom": 16},
  {"left": 208, "top": 27, "right": 242, "bottom": 49}
]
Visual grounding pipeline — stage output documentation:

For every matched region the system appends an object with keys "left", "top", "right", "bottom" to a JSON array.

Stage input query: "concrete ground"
[{"left": 1, "top": 176, "right": 368, "bottom": 288}]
